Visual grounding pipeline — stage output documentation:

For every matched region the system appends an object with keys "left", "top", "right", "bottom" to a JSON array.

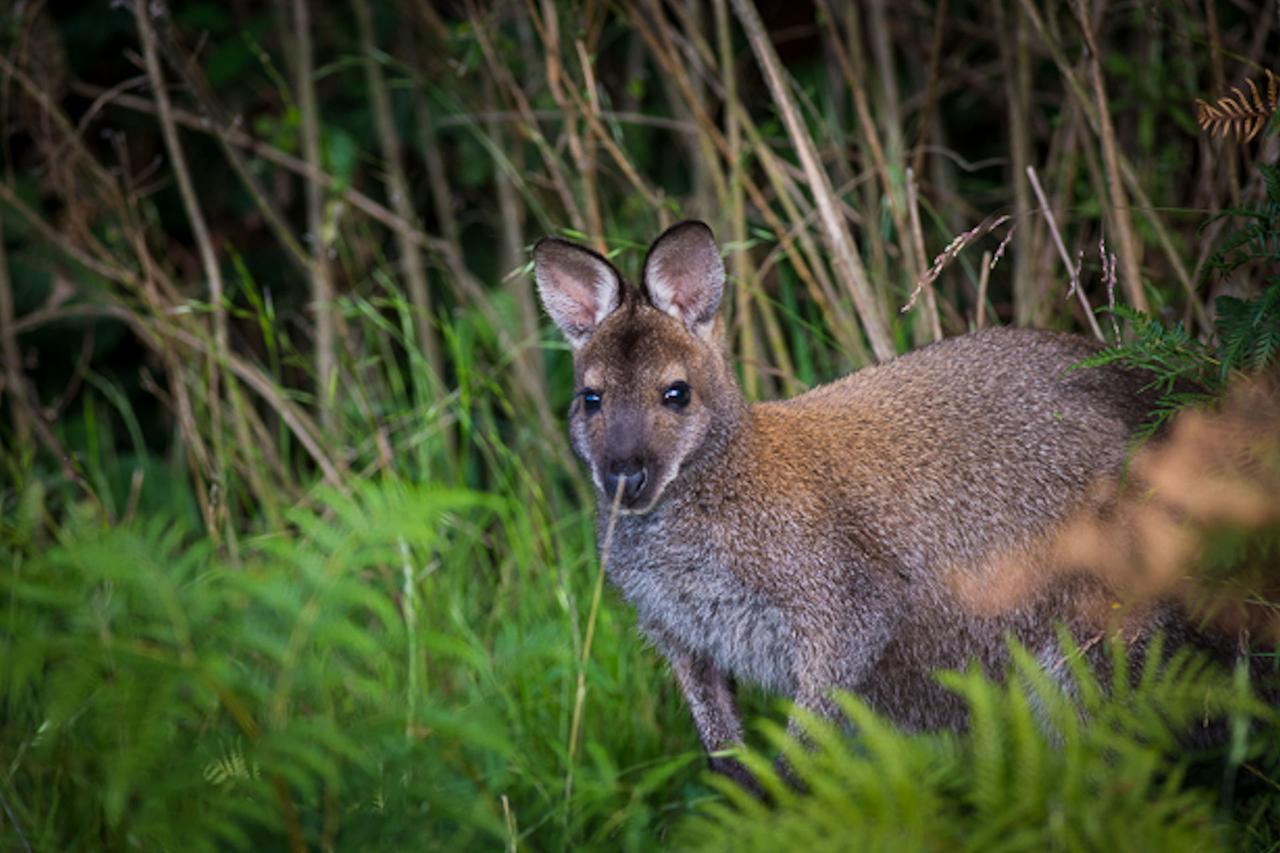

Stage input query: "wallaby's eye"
[
  {"left": 663, "top": 381, "right": 692, "bottom": 409},
  {"left": 581, "top": 389, "right": 602, "bottom": 414}
]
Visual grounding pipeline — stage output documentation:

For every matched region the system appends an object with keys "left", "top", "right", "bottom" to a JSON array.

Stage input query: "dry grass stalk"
[
  {"left": 816, "top": 0, "right": 916, "bottom": 300},
  {"left": 1099, "top": 236, "right": 1120, "bottom": 338},
  {"left": 909, "top": 0, "right": 950, "bottom": 180},
  {"left": 905, "top": 168, "right": 943, "bottom": 342},
  {"left": 713, "top": 0, "right": 758, "bottom": 398},
  {"left": 994, "top": 0, "right": 1044, "bottom": 325},
  {"left": 135, "top": 0, "right": 232, "bottom": 544},
  {"left": 1017, "top": 0, "right": 1206, "bottom": 330},
  {"left": 902, "top": 211, "right": 1010, "bottom": 316},
  {"left": 524, "top": 3, "right": 666, "bottom": 215},
  {"left": 478, "top": 76, "right": 549, "bottom": 412},
  {"left": 1071, "top": 0, "right": 1148, "bottom": 314},
  {"left": 660, "top": 0, "right": 728, "bottom": 222},
  {"left": 291, "top": 0, "right": 338, "bottom": 432},
  {"left": 730, "top": 0, "right": 896, "bottom": 361},
  {"left": 66, "top": 82, "right": 467, "bottom": 262},
  {"left": 976, "top": 249, "right": 992, "bottom": 329},
  {"left": 150, "top": 12, "right": 312, "bottom": 275},
  {"left": 0, "top": 220, "right": 103, "bottom": 507},
  {"left": 353, "top": 0, "right": 445, "bottom": 401},
  {"left": 466, "top": 0, "right": 586, "bottom": 233},
  {"left": 15, "top": 301, "right": 348, "bottom": 493},
  {"left": 1026, "top": 166, "right": 1105, "bottom": 342},
  {"left": 1196, "top": 69, "right": 1279, "bottom": 143},
  {"left": 865, "top": 0, "right": 908, "bottom": 245},
  {"left": 629, "top": 3, "right": 870, "bottom": 364},
  {"left": 0, "top": 218, "right": 26, "bottom": 443},
  {"left": 535, "top": 2, "right": 607, "bottom": 246}
]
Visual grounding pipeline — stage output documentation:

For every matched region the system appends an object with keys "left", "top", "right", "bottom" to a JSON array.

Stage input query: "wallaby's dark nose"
[{"left": 604, "top": 458, "right": 648, "bottom": 505}]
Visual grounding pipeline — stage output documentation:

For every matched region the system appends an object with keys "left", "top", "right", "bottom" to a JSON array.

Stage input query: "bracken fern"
[{"left": 679, "top": 635, "right": 1278, "bottom": 853}]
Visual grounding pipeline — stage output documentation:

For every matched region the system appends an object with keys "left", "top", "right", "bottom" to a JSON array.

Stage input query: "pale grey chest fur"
[{"left": 605, "top": 509, "right": 797, "bottom": 695}]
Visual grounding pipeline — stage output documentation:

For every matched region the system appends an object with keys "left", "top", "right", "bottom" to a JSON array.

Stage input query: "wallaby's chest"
[{"left": 606, "top": 517, "right": 797, "bottom": 694}]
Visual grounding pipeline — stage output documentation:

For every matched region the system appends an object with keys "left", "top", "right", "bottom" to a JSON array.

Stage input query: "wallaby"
[{"left": 533, "top": 220, "right": 1182, "bottom": 787}]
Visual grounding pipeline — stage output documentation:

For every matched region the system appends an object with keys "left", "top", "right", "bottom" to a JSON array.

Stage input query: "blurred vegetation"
[{"left": 1, "top": 0, "right": 1278, "bottom": 849}]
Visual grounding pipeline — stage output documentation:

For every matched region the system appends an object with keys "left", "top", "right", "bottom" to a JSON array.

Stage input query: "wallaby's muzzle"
[
  {"left": 601, "top": 408, "right": 655, "bottom": 508},
  {"left": 604, "top": 457, "right": 649, "bottom": 506}
]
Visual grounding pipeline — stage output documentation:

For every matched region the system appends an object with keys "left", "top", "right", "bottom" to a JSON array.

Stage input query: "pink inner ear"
[
  {"left": 643, "top": 224, "right": 724, "bottom": 331},
  {"left": 649, "top": 261, "right": 697, "bottom": 319},
  {"left": 538, "top": 270, "right": 601, "bottom": 342},
  {"left": 560, "top": 275, "right": 605, "bottom": 328},
  {"left": 534, "top": 240, "right": 622, "bottom": 346}
]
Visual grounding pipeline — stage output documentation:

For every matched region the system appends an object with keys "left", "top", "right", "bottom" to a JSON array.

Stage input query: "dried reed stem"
[
  {"left": 468, "top": 0, "right": 586, "bottom": 233},
  {"left": 815, "top": 0, "right": 912, "bottom": 284},
  {"left": 353, "top": 0, "right": 446, "bottom": 410},
  {"left": 564, "top": 481, "right": 626, "bottom": 818},
  {"left": 1026, "top": 166, "right": 1105, "bottom": 342},
  {"left": 714, "top": 0, "right": 758, "bottom": 398},
  {"left": 906, "top": 168, "right": 943, "bottom": 342},
  {"left": 0, "top": 54, "right": 121, "bottom": 196},
  {"left": 291, "top": 0, "right": 338, "bottom": 432},
  {"left": 731, "top": 0, "right": 896, "bottom": 361},
  {"left": 630, "top": 3, "right": 869, "bottom": 363},
  {"left": 149, "top": 12, "right": 312, "bottom": 275},
  {"left": 68, "top": 82, "right": 463, "bottom": 261},
  {"left": 479, "top": 76, "right": 548, "bottom": 410},
  {"left": 14, "top": 302, "right": 347, "bottom": 492},
  {"left": 1016, "top": 0, "right": 1207, "bottom": 331},
  {"left": 910, "top": 0, "right": 949, "bottom": 179},
  {"left": 1071, "top": 0, "right": 1148, "bottom": 314},
  {"left": 995, "top": 0, "right": 1043, "bottom": 325},
  {"left": 0, "top": 217, "right": 27, "bottom": 443},
  {"left": 976, "top": 250, "right": 993, "bottom": 329},
  {"left": 135, "top": 0, "right": 230, "bottom": 541}
]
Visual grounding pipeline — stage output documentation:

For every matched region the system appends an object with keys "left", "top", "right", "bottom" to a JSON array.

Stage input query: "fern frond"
[
  {"left": 681, "top": 637, "right": 1275, "bottom": 852},
  {"left": 1259, "top": 162, "right": 1280, "bottom": 207},
  {"left": 1196, "top": 69, "right": 1279, "bottom": 143},
  {"left": 1216, "top": 284, "right": 1280, "bottom": 380},
  {"left": 1078, "top": 305, "right": 1219, "bottom": 401},
  {"left": 0, "top": 479, "right": 515, "bottom": 850}
]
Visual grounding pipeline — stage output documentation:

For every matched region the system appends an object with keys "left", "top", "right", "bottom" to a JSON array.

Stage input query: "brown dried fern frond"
[{"left": 1195, "top": 69, "right": 1279, "bottom": 143}]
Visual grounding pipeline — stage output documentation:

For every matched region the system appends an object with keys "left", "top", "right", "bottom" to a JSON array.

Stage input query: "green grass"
[
  {"left": 0, "top": 463, "right": 712, "bottom": 850},
  {"left": 4, "top": 457, "right": 1278, "bottom": 850},
  {"left": 3, "top": 2, "right": 1280, "bottom": 849}
]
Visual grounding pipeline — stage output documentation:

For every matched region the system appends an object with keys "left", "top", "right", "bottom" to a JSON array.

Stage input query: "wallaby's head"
[{"left": 533, "top": 221, "right": 743, "bottom": 515}]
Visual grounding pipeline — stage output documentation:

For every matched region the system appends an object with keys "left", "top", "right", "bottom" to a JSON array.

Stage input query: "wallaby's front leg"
[
  {"left": 781, "top": 612, "right": 896, "bottom": 774},
  {"left": 665, "top": 644, "right": 758, "bottom": 791}
]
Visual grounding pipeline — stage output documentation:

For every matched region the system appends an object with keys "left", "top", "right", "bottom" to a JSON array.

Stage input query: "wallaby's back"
[{"left": 749, "top": 326, "right": 1150, "bottom": 578}]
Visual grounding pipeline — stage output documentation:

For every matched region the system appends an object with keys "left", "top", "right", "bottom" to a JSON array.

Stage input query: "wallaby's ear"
[
  {"left": 533, "top": 238, "right": 624, "bottom": 349},
  {"left": 641, "top": 221, "right": 725, "bottom": 341}
]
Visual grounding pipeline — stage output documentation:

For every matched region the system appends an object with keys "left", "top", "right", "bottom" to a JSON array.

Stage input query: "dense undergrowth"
[{"left": 3, "top": 1, "right": 1280, "bottom": 850}]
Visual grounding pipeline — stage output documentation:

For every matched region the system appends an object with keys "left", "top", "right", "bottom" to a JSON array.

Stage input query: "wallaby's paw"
[{"left": 709, "top": 755, "right": 767, "bottom": 801}]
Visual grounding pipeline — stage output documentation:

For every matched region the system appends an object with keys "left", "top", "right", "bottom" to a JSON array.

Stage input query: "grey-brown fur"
[{"left": 533, "top": 221, "right": 1171, "bottom": 786}]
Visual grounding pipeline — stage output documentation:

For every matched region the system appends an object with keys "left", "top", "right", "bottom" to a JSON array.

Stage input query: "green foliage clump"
[
  {"left": 680, "top": 638, "right": 1279, "bottom": 852},
  {"left": 1215, "top": 286, "right": 1280, "bottom": 381},
  {"left": 1078, "top": 163, "right": 1280, "bottom": 438},
  {"left": 3, "top": 4, "right": 1280, "bottom": 850},
  {"left": 0, "top": 474, "right": 709, "bottom": 851},
  {"left": 6, "top": 473, "right": 1278, "bottom": 850},
  {"left": 1, "top": 480, "right": 513, "bottom": 849}
]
